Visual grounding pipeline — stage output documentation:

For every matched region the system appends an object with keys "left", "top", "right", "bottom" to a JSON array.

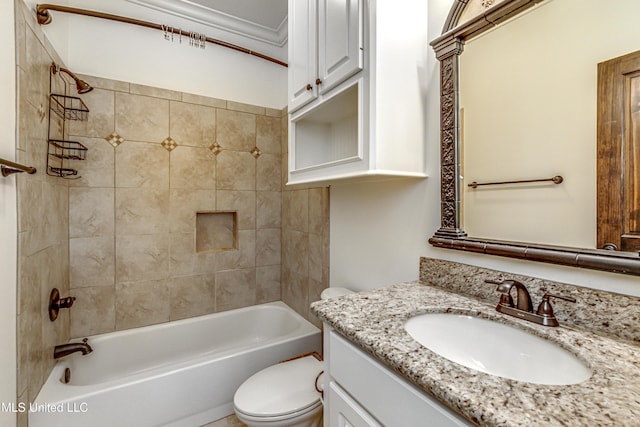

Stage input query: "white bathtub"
[{"left": 30, "top": 301, "right": 321, "bottom": 427}]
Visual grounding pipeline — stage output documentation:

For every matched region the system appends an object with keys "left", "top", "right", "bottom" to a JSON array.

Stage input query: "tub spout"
[{"left": 54, "top": 338, "right": 93, "bottom": 359}]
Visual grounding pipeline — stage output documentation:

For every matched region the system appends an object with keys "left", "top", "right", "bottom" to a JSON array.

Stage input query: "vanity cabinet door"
[{"left": 328, "top": 382, "right": 382, "bottom": 427}]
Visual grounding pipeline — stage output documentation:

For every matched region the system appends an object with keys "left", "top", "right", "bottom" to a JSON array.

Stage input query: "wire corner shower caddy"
[{"left": 46, "top": 62, "right": 89, "bottom": 178}]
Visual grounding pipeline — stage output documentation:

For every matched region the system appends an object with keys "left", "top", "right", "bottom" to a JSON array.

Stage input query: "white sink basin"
[{"left": 404, "top": 313, "right": 591, "bottom": 385}]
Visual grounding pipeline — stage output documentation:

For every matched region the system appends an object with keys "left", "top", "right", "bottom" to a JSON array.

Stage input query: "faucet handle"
[{"left": 536, "top": 293, "right": 576, "bottom": 316}]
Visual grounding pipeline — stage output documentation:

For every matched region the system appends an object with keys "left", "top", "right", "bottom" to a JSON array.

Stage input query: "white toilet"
[{"left": 233, "top": 287, "right": 353, "bottom": 427}]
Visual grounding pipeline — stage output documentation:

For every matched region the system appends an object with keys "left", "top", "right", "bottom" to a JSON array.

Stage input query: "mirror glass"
[{"left": 459, "top": 0, "right": 640, "bottom": 252}]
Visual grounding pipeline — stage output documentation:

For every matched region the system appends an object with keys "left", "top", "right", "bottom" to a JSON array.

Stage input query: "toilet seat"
[
  {"left": 235, "top": 400, "right": 322, "bottom": 423},
  {"left": 234, "top": 355, "right": 323, "bottom": 421}
]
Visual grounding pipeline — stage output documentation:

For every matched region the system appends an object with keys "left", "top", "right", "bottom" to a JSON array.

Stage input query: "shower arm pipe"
[
  {"left": 35, "top": 4, "right": 288, "bottom": 68},
  {"left": 0, "top": 157, "right": 37, "bottom": 177}
]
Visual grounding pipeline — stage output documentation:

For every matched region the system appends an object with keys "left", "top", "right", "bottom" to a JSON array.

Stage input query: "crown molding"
[{"left": 126, "top": 0, "right": 287, "bottom": 47}]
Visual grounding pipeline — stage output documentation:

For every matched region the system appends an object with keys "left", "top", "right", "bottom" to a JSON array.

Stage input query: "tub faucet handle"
[{"left": 49, "top": 288, "right": 76, "bottom": 321}]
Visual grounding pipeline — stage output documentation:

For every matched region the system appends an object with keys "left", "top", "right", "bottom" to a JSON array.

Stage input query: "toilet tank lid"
[
  {"left": 320, "top": 287, "right": 353, "bottom": 300},
  {"left": 233, "top": 355, "right": 323, "bottom": 418}
]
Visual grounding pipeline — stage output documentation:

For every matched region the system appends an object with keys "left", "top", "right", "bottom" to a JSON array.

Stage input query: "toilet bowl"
[
  {"left": 233, "top": 355, "right": 324, "bottom": 427},
  {"left": 320, "top": 287, "right": 353, "bottom": 300},
  {"left": 233, "top": 287, "right": 353, "bottom": 427}
]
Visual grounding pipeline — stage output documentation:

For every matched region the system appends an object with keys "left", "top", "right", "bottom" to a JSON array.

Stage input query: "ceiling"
[{"left": 126, "top": 0, "right": 288, "bottom": 47}]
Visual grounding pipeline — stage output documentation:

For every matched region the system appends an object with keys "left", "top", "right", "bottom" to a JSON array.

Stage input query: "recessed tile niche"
[{"left": 196, "top": 211, "right": 238, "bottom": 252}]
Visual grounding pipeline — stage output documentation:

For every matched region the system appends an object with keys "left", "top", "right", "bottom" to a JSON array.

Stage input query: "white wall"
[
  {"left": 28, "top": 0, "right": 287, "bottom": 108},
  {"left": 330, "top": 0, "right": 640, "bottom": 297},
  {"left": 0, "top": 0, "right": 18, "bottom": 424}
]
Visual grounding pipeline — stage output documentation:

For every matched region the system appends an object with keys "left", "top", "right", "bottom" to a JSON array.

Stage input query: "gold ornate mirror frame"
[{"left": 428, "top": 0, "right": 640, "bottom": 276}]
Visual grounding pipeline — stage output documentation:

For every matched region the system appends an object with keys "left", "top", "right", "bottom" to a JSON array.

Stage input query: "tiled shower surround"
[
  {"left": 14, "top": 0, "right": 329, "bottom": 421},
  {"left": 65, "top": 76, "right": 289, "bottom": 336}
]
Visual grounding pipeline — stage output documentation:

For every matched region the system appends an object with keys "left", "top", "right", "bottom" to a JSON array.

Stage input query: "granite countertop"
[{"left": 311, "top": 281, "right": 640, "bottom": 426}]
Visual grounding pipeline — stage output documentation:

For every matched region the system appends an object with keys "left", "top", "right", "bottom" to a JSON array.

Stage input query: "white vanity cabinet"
[
  {"left": 287, "top": 0, "right": 428, "bottom": 185},
  {"left": 324, "top": 327, "right": 472, "bottom": 427}
]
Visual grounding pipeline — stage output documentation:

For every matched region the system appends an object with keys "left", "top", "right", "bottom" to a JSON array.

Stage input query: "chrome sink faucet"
[
  {"left": 486, "top": 279, "right": 576, "bottom": 327},
  {"left": 53, "top": 338, "right": 93, "bottom": 359}
]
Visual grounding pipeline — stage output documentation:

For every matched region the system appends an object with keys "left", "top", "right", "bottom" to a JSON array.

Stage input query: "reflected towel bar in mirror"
[
  {"left": 0, "top": 157, "right": 37, "bottom": 177},
  {"left": 468, "top": 175, "right": 563, "bottom": 189}
]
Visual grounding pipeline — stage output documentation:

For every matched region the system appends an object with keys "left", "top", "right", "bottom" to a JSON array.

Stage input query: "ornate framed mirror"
[{"left": 429, "top": 0, "right": 640, "bottom": 276}]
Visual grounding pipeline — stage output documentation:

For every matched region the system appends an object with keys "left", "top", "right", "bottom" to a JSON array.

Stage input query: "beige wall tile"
[
  {"left": 116, "top": 234, "right": 169, "bottom": 283},
  {"left": 68, "top": 88, "right": 115, "bottom": 138},
  {"left": 217, "top": 151, "right": 256, "bottom": 190},
  {"left": 24, "top": 26, "right": 49, "bottom": 110},
  {"left": 17, "top": 81, "right": 46, "bottom": 154},
  {"left": 115, "top": 92, "right": 169, "bottom": 143},
  {"left": 18, "top": 253, "right": 41, "bottom": 318},
  {"left": 215, "top": 268, "right": 256, "bottom": 311},
  {"left": 282, "top": 229, "right": 309, "bottom": 277},
  {"left": 170, "top": 189, "right": 216, "bottom": 234},
  {"left": 68, "top": 137, "right": 115, "bottom": 188},
  {"left": 308, "top": 233, "right": 324, "bottom": 283},
  {"left": 70, "top": 236, "right": 114, "bottom": 288},
  {"left": 308, "top": 276, "right": 327, "bottom": 328},
  {"left": 256, "top": 229, "right": 281, "bottom": 267},
  {"left": 256, "top": 153, "right": 281, "bottom": 192},
  {"left": 169, "top": 232, "right": 217, "bottom": 277},
  {"left": 116, "top": 141, "right": 169, "bottom": 188},
  {"left": 18, "top": 186, "right": 65, "bottom": 257},
  {"left": 17, "top": 311, "right": 43, "bottom": 403},
  {"left": 308, "top": 188, "right": 329, "bottom": 235},
  {"left": 216, "top": 230, "right": 256, "bottom": 271},
  {"left": 69, "top": 188, "right": 114, "bottom": 238},
  {"left": 216, "top": 109, "right": 256, "bottom": 152},
  {"left": 281, "top": 269, "right": 309, "bottom": 321},
  {"left": 283, "top": 190, "right": 309, "bottom": 232},
  {"left": 169, "top": 146, "right": 216, "bottom": 189},
  {"left": 256, "top": 191, "right": 281, "bottom": 229},
  {"left": 116, "top": 187, "right": 170, "bottom": 235},
  {"left": 17, "top": 177, "right": 42, "bottom": 234},
  {"left": 181, "top": 92, "right": 226, "bottom": 108},
  {"left": 115, "top": 280, "right": 170, "bottom": 329},
  {"left": 265, "top": 107, "right": 282, "bottom": 118},
  {"left": 256, "top": 115, "right": 281, "bottom": 154},
  {"left": 70, "top": 286, "right": 116, "bottom": 337},
  {"left": 169, "top": 274, "right": 216, "bottom": 320},
  {"left": 170, "top": 101, "right": 216, "bottom": 148},
  {"left": 256, "top": 265, "right": 281, "bottom": 304},
  {"left": 226, "top": 100, "right": 265, "bottom": 115},
  {"left": 216, "top": 190, "right": 255, "bottom": 230},
  {"left": 130, "top": 83, "right": 181, "bottom": 101}
]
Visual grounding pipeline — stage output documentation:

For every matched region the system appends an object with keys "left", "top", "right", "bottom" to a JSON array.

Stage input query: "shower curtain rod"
[{"left": 35, "top": 4, "right": 288, "bottom": 68}]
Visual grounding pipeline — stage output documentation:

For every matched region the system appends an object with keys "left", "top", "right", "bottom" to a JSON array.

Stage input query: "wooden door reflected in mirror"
[{"left": 597, "top": 49, "right": 640, "bottom": 252}]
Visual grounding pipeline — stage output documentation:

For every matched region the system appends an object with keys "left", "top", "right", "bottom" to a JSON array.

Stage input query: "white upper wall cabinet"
[
  {"left": 288, "top": 0, "right": 363, "bottom": 113},
  {"left": 287, "top": 0, "right": 429, "bottom": 185}
]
